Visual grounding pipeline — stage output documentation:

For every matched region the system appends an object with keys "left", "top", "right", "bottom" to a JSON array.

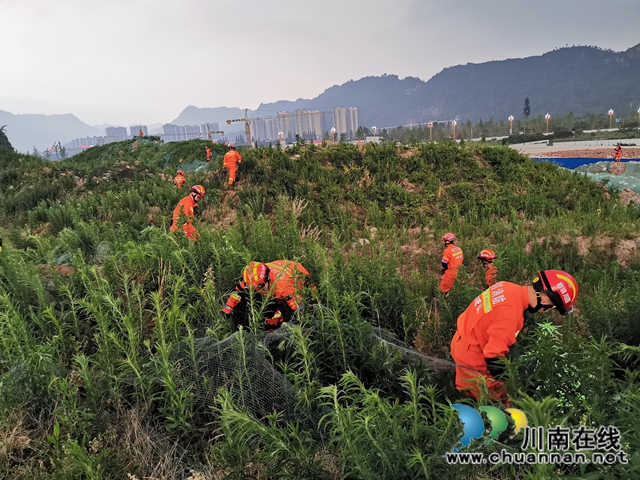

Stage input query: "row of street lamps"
[
  {"left": 605, "top": 108, "right": 640, "bottom": 128},
  {"left": 436, "top": 107, "right": 640, "bottom": 140},
  {"left": 304, "top": 107, "right": 640, "bottom": 144}
]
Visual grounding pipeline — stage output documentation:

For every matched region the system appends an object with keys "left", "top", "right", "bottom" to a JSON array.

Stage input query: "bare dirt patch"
[
  {"left": 398, "top": 147, "right": 418, "bottom": 159},
  {"left": 200, "top": 205, "right": 235, "bottom": 229},
  {"left": 609, "top": 162, "right": 627, "bottom": 175},
  {"left": 616, "top": 240, "right": 638, "bottom": 265},
  {"left": 619, "top": 188, "right": 640, "bottom": 206},
  {"left": 525, "top": 235, "right": 638, "bottom": 265},
  {"left": 400, "top": 179, "right": 421, "bottom": 194}
]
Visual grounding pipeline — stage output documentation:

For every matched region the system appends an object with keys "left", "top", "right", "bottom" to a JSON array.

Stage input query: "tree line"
[{"left": 382, "top": 110, "right": 640, "bottom": 143}]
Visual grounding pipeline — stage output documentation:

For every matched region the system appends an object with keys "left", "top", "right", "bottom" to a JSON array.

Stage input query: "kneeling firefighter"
[{"left": 222, "top": 260, "right": 314, "bottom": 331}]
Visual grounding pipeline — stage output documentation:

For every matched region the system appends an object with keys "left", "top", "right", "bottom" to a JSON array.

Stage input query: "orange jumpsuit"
[
  {"left": 223, "top": 150, "right": 242, "bottom": 185},
  {"left": 484, "top": 264, "right": 498, "bottom": 288},
  {"left": 450, "top": 282, "right": 528, "bottom": 405},
  {"left": 173, "top": 174, "right": 186, "bottom": 188},
  {"left": 614, "top": 145, "right": 622, "bottom": 162},
  {"left": 440, "top": 244, "right": 464, "bottom": 293},
  {"left": 170, "top": 194, "right": 199, "bottom": 241},
  {"left": 206, "top": 147, "right": 212, "bottom": 162},
  {"left": 222, "top": 260, "right": 311, "bottom": 329}
]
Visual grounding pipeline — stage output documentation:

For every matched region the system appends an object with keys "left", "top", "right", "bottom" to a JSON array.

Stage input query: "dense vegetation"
[
  {"left": 0, "top": 125, "right": 13, "bottom": 151},
  {"left": 1, "top": 137, "right": 639, "bottom": 479}
]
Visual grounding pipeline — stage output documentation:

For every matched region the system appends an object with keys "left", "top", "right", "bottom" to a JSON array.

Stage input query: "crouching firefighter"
[
  {"left": 450, "top": 270, "right": 578, "bottom": 406},
  {"left": 221, "top": 260, "right": 314, "bottom": 331}
]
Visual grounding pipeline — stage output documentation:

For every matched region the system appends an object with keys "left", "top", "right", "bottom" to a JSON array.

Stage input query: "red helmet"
[
  {"left": 191, "top": 185, "right": 206, "bottom": 198},
  {"left": 229, "top": 144, "right": 235, "bottom": 150},
  {"left": 477, "top": 249, "right": 496, "bottom": 262},
  {"left": 242, "top": 262, "right": 269, "bottom": 289},
  {"left": 177, "top": 170, "right": 184, "bottom": 175},
  {"left": 533, "top": 270, "right": 579, "bottom": 315},
  {"left": 442, "top": 232, "right": 456, "bottom": 243}
]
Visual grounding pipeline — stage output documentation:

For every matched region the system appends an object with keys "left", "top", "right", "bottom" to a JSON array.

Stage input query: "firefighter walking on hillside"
[
  {"left": 440, "top": 233, "right": 464, "bottom": 297},
  {"left": 223, "top": 145, "right": 242, "bottom": 185},
  {"left": 222, "top": 260, "right": 314, "bottom": 331},
  {"left": 173, "top": 170, "right": 186, "bottom": 188},
  {"left": 450, "top": 270, "right": 579, "bottom": 406},
  {"left": 206, "top": 146, "right": 212, "bottom": 162},
  {"left": 170, "top": 185, "right": 205, "bottom": 242},
  {"left": 477, "top": 249, "right": 498, "bottom": 288}
]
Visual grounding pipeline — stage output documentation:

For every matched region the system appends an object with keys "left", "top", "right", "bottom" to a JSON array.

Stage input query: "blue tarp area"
[{"left": 533, "top": 157, "right": 640, "bottom": 169}]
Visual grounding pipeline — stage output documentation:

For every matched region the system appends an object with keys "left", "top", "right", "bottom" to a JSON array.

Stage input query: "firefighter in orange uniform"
[
  {"left": 450, "top": 270, "right": 578, "bottom": 406},
  {"left": 138, "top": 129, "right": 144, "bottom": 138},
  {"left": 206, "top": 146, "right": 212, "bottom": 162},
  {"left": 222, "top": 260, "right": 313, "bottom": 331},
  {"left": 223, "top": 144, "right": 242, "bottom": 185},
  {"left": 477, "top": 249, "right": 498, "bottom": 288},
  {"left": 440, "top": 233, "right": 464, "bottom": 297},
  {"left": 173, "top": 170, "right": 186, "bottom": 188},
  {"left": 170, "top": 185, "right": 205, "bottom": 242},
  {"left": 614, "top": 144, "right": 622, "bottom": 162}
]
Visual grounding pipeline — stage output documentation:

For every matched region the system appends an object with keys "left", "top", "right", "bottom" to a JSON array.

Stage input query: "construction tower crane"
[
  {"left": 226, "top": 108, "right": 252, "bottom": 148},
  {"left": 205, "top": 124, "right": 225, "bottom": 142}
]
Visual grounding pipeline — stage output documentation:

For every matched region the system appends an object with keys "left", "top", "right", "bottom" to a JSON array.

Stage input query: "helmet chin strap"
[{"left": 526, "top": 291, "right": 554, "bottom": 314}]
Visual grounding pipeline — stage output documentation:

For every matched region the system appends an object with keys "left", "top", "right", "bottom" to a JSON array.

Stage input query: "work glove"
[{"left": 485, "top": 356, "right": 506, "bottom": 378}]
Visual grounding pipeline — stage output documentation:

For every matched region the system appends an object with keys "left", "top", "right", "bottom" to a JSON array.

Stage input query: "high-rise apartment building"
[
  {"left": 130, "top": 125, "right": 148, "bottom": 137},
  {"left": 105, "top": 126, "right": 127, "bottom": 137},
  {"left": 332, "top": 106, "right": 358, "bottom": 139},
  {"left": 277, "top": 112, "right": 296, "bottom": 141},
  {"left": 184, "top": 125, "right": 201, "bottom": 138},
  {"left": 162, "top": 124, "right": 181, "bottom": 142},
  {"left": 347, "top": 107, "right": 359, "bottom": 137},
  {"left": 333, "top": 107, "right": 348, "bottom": 137},
  {"left": 249, "top": 117, "right": 280, "bottom": 142},
  {"left": 294, "top": 110, "right": 323, "bottom": 140},
  {"left": 161, "top": 124, "right": 202, "bottom": 142},
  {"left": 250, "top": 118, "right": 266, "bottom": 142}
]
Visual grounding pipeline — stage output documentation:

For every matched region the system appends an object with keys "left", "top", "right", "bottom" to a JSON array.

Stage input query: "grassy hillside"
[{"left": 1, "top": 138, "right": 639, "bottom": 479}]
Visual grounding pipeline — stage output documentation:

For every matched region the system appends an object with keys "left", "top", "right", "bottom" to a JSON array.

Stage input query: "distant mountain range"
[
  {"left": 3, "top": 43, "right": 640, "bottom": 151},
  {"left": 178, "top": 43, "right": 640, "bottom": 129},
  {"left": 0, "top": 110, "right": 102, "bottom": 153}
]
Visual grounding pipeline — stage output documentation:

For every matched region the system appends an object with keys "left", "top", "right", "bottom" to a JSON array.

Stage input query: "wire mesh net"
[
  {"left": 169, "top": 318, "right": 456, "bottom": 426},
  {"left": 177, "top": 159, "right": 217, "bottom": 173},
  {"left": 575, "top": 161, "right": 640, "bottom": 195},
  {"left": 170, "top": 329, "right": 304, "bottom": 424}
]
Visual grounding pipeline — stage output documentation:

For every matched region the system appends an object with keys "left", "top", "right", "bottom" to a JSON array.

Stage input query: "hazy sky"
[{"left": 1, "top": 0, "right": 637, "bottom": 126}]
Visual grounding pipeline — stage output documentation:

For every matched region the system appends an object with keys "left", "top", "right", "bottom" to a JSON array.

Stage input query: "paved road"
[{"left": 511, "top": 138, "right": 640, "bottom": 156}]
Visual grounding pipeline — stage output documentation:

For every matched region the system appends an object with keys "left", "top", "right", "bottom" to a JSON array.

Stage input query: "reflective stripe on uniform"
[{"left": 481, "top": 290, "right": 492, "bottom": 313}]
